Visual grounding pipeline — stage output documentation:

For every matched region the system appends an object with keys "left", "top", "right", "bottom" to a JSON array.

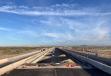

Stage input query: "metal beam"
[
  {"left": 0, "top": 48, "right": 53, "bottom": 76},
  {"left": 62, "top": 49, "right": 111, "bottom": 75},
  {"left": 0, "top": 49, "right": 42, "bottom": 65}
]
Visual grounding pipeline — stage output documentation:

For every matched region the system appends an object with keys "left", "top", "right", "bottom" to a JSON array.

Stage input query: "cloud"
[
  {"left": 39, "top": 16, "right": 111, "bottom": 42},
  {"left": 93, "top": 24, "right": 110, "bottom": 40},
  {"left": 44, "top": 32, "right": 59, "bottom": 38},
  {"left": 0, "top": 27, "right": 12, "bottom": 31},
  {"left": 0, "top": 5, "right": 111, "bottom": 16},
  {"left": 0, "top": 4, "right": 111, "bottom": 45},
  {"left": 44, "top": 32, "right": 75, "bottom": 41}
]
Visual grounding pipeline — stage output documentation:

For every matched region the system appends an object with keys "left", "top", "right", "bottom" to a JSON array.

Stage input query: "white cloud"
[
  {"left": 44, "top": 32, "right": 59, "bottom": 38},
  {"left": 39, "top": 16, "right": 111, "bottom": 41},
  {"left": 0, "top": 27, "right": 12, "bottom": 31},
  {"left": 0, "top": 4, "right": 110, "bottom": 45},
  {"left": 0, "top": 5, "right": 111, "bottom": 16},
  {"left": 44, "top": 32, "right": 75, "bottom": 41},
  {"left": 94, "top": 24, "right": 110, "bottom": 40}
]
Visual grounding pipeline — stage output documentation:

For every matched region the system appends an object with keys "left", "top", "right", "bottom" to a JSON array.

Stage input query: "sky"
[{"left": 0, "top": 0, "right": 111, "bottom": 46}]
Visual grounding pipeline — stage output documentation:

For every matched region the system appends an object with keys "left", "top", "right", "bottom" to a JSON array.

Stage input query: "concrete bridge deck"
[{"left": 0, "top": 48, "right": 111, "bottom": 76}]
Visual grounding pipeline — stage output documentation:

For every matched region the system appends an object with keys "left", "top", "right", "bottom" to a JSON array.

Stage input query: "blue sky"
[{"left": 0, "top": 0, "right": 111, "bottom": 46}]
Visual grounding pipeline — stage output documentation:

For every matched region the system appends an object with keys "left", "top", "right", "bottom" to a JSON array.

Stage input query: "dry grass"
[
  {"left": 70, "top": 46, "right": 111, "bottom": 58},
  {"left": 0, "top": 47, "right": 49, "bottom": 59}
]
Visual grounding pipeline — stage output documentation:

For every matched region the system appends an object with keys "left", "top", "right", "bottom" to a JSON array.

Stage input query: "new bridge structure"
[{"left": 0, "top": 47, "right": 111, "bottom": 76}]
